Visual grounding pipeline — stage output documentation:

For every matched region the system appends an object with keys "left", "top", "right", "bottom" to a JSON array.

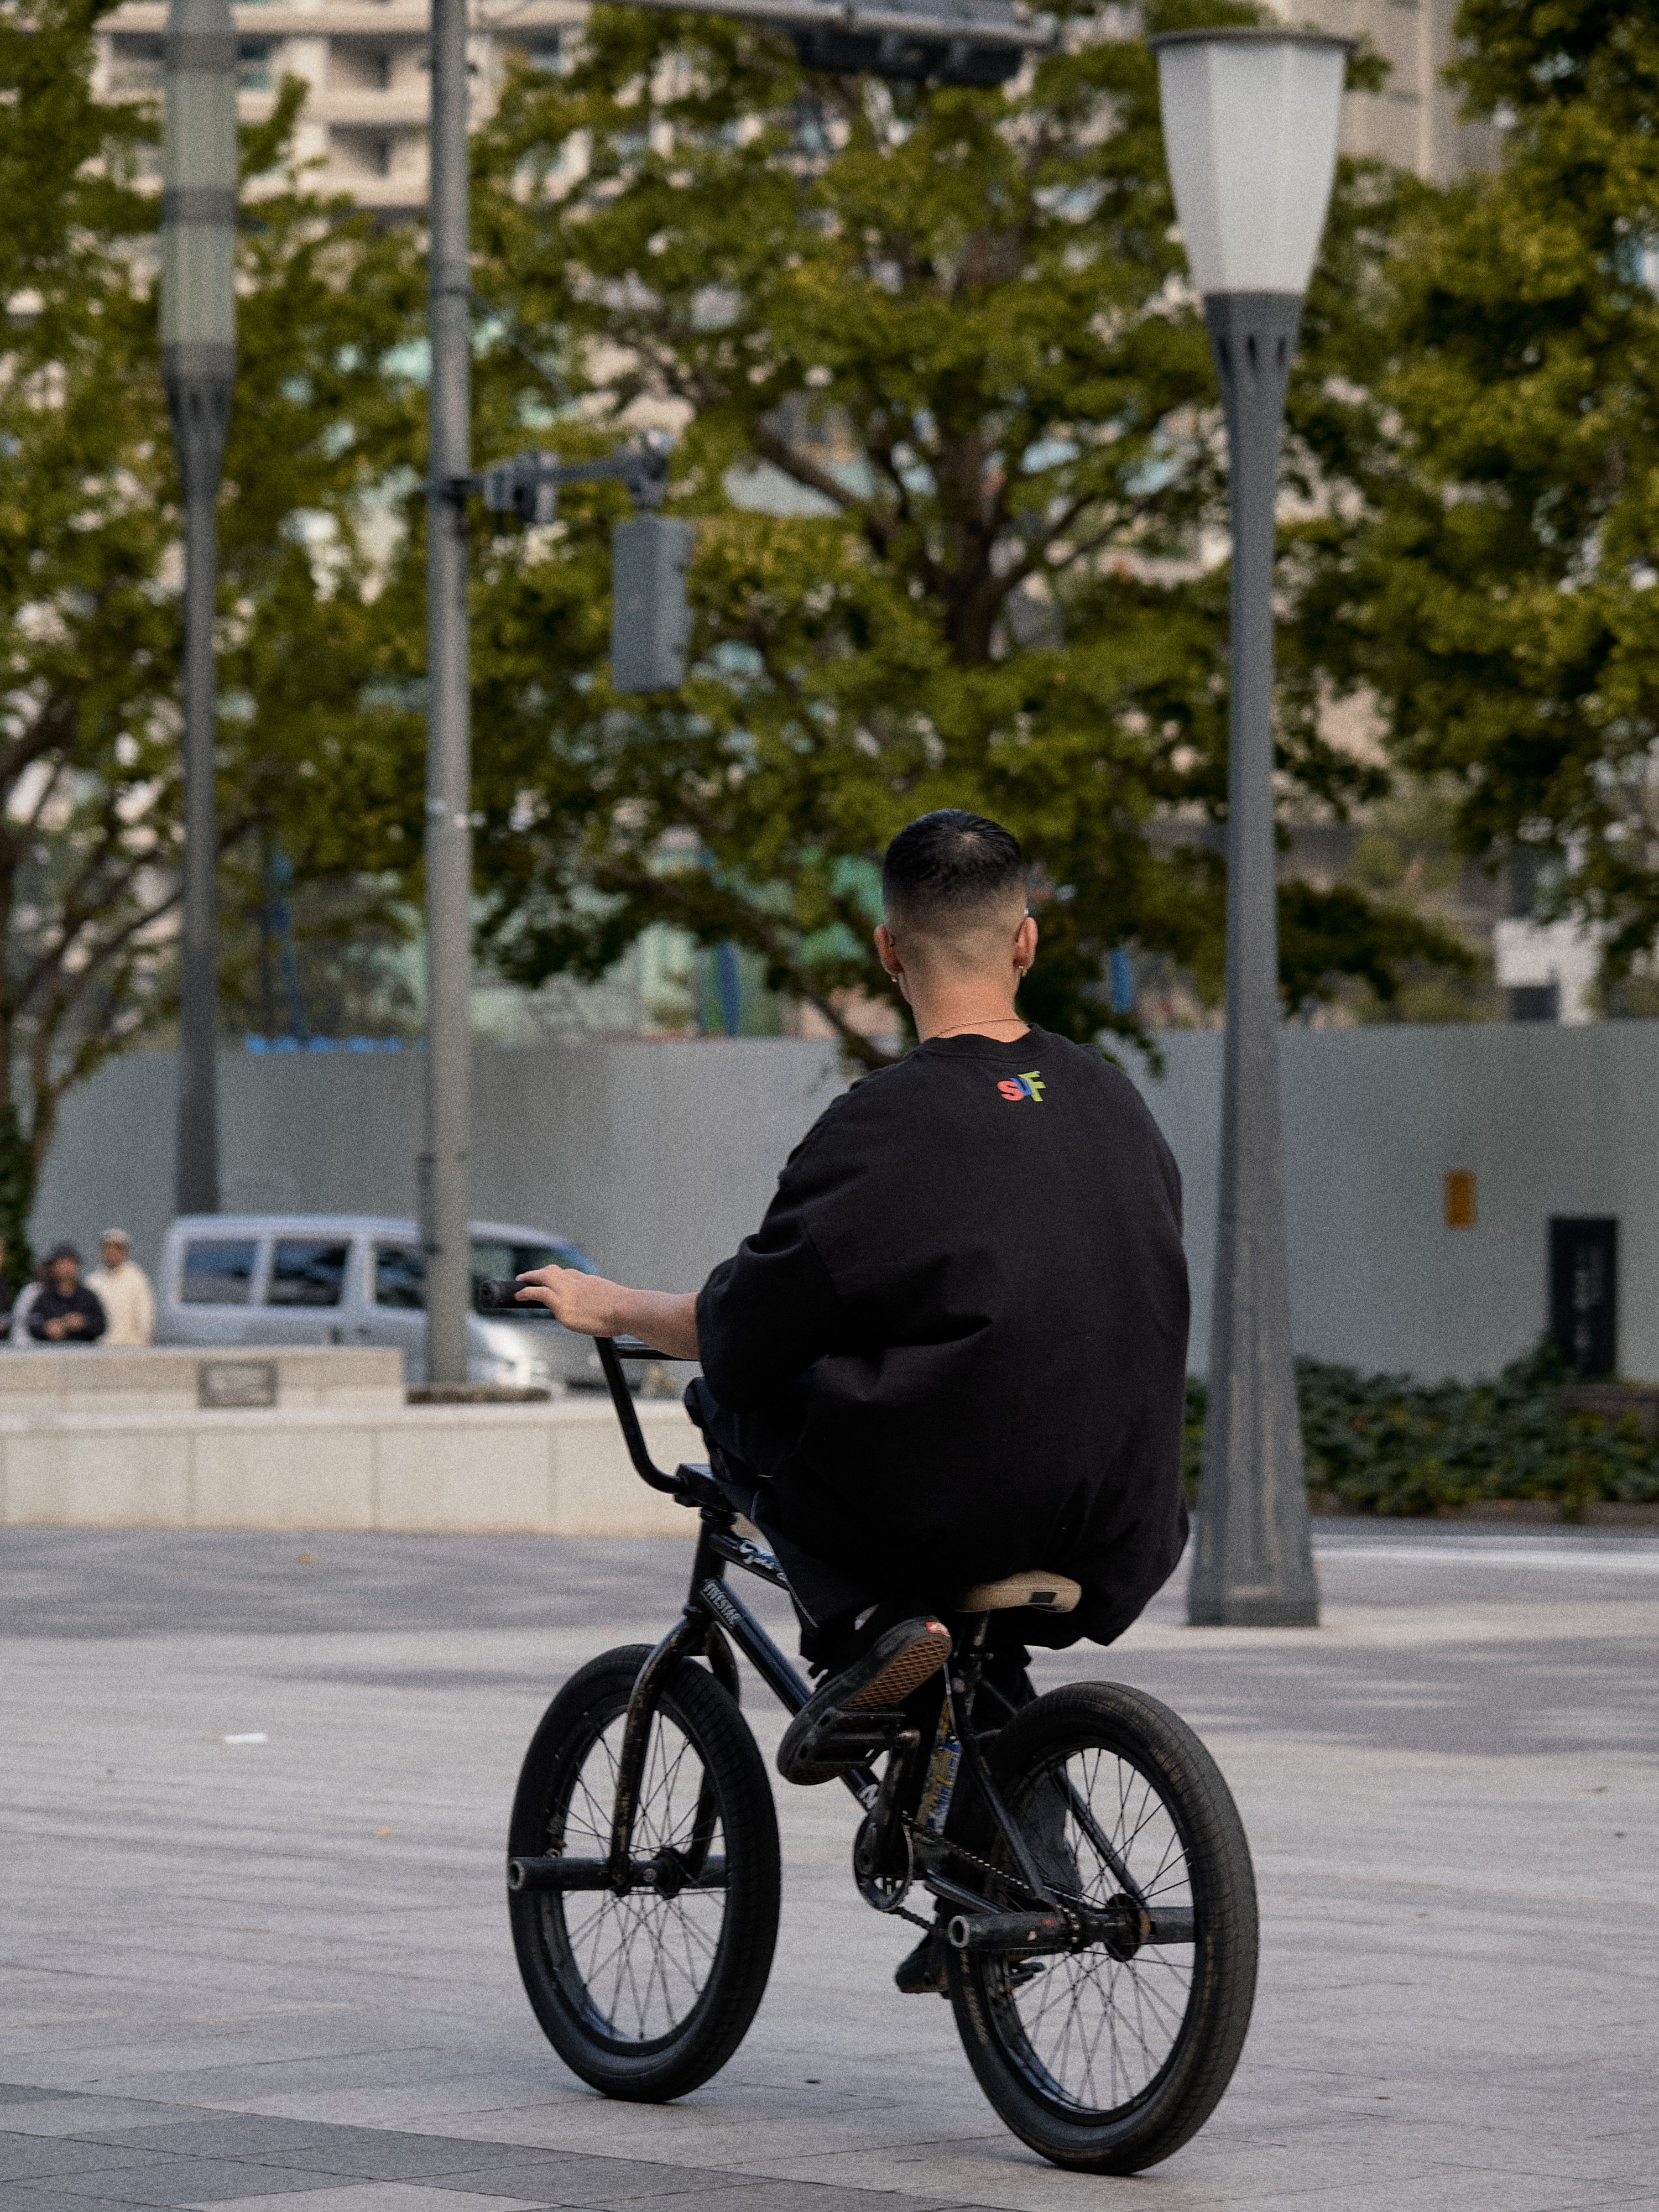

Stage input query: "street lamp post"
[
  {"left": 422, "top": 0, "right": 474, "bottom": 1384},
  {"left": 1149, "top": 29, "right": 1350, "bottom": 1627},
  {"left": 162, "top": 0, "right": 238, "bottom": 1217}
]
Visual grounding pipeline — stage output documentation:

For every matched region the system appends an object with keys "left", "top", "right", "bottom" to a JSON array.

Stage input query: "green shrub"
[{"left": 1182, "top": 1343, "right": 1659, "bottom": 1519}]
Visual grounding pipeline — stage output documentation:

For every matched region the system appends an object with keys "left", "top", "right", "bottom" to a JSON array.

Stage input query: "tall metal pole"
[
  {"left": 162, "top": 0, "right": 237, "bottom": 1215},
  {"left": 1186, "top": 293, "right": 1318, "bottom": 1628},
  {"left": 423, "top": 0, "right": 474, "bottom": 1383}
]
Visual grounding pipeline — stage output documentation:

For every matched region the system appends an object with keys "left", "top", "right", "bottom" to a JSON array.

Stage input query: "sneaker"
[
  {"left": 894, "top": 1924, "right": 950, "bottom": 1996},
  {"left": 776, "top": 1617, "right": 951, "bottom": 1786}
]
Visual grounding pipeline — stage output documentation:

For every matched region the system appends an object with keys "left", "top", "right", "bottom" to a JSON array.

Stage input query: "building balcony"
[{"left": 101, "top": 0, "right": 579, "bottom": 33}]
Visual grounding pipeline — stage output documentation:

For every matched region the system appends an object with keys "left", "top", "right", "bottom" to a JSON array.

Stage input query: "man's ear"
[
  {"left": 1014, "top": 912, "right": 1038, "bottom": 975},
  {"left": 874, "top": 922, "right": 902, "bottom": 980}
]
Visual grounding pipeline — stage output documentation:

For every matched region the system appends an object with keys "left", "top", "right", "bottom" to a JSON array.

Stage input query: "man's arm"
[{"left": 513, "top": 1266, "right": 699, "bottom": 1359}]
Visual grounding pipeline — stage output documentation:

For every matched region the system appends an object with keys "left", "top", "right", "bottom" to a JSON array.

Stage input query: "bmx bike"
[{"left": 479, "top": 1289, "right": 1259, "bottom": 2176}]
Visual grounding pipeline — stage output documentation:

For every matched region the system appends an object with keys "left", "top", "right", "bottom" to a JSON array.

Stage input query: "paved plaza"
[{"left": 5, "top": 1521, "right": 1659, "bottom": 2211}]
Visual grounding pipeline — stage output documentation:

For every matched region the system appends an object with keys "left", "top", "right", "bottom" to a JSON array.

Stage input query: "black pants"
[
  {"left": 683, "top": 1375, "right": 1032, "bottom": 1690},
  {"left": 682, "top": 1374, "right": 878, "bottom": 1657}
]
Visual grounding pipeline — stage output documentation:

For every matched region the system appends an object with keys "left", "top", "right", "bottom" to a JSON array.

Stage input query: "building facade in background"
[
  {"left": 98, "top": 0, "right": 576, "bottom": 216},
  {"left": 96, "top": 0, "right": 1489, "bottom": 217},
  {"left": 1292, "top": 0, "right": 1494, "bottom": 184}
]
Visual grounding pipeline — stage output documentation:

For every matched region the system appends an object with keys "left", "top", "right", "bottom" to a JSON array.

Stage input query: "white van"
[{"left": 155, "top": 1213, "right": 605, "bottom": 1390}]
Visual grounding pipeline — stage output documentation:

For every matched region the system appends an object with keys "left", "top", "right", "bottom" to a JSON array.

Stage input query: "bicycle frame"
[{"left": 499, "top": 1322, "right": 1185, "bottom": 1956}]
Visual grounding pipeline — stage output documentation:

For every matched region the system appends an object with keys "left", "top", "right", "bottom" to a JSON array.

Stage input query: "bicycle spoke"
[
  {"left": 539, "top": 1700, "right": 731, "bottom": 2048},
  {"left": 991, "top": 1745, "right": 1197, "bottom": 2120}
]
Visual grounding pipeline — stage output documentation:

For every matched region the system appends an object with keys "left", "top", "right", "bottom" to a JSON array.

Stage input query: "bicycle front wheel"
[
  {"left": 508, "top": 1644, "right": 780, "bottom": 2102},
  {"left": 948, "top": 1680, "right": 1257, "bottom": 2173}
]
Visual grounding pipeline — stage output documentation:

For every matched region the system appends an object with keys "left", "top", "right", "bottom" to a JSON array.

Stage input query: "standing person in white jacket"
[{"left": 86, "top": 1230, "right": 155, "bottom": 1345}]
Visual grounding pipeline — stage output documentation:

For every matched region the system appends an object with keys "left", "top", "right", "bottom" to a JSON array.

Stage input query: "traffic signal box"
[{"left": 612, "top": 514, "right": 695, "bottom": 695}]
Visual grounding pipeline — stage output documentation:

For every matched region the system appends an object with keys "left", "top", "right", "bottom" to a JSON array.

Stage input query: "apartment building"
[
  {"left": 96, "top": 0, "right": 1490, "bottom": 217},
  {"left": 1290, "top": 0, "right": 1495, "bottom": 184},
  {"left": 96, "top": 0, "right": 581, "bottom": 215}
]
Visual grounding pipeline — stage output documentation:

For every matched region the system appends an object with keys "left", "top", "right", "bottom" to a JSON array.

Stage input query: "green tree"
[
  {"left": 1303, "top": 0, "right": 1659, "bottom": 989},
  {"left": 0, "top": 52, "right": 425, "bottom": 1279},
  {"left": 431, "top": 0, "right": 1459, "bottom": 1065}
]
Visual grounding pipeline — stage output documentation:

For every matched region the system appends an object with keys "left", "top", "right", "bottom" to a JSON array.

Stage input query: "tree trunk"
[{"left": 0, "top": 1099, "right": 36, "bottom": 1292}]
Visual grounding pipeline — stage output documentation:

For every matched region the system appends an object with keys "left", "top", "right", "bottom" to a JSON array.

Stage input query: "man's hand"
[
  {"left": 512, "top": 1266, "right": 634, "bottom": 1338},
  {"left": 43, "top": 1318, "right": 67, "bottom": 1340},
  {"left": 514, "top": 1267, "right": 701, "bottom": 1361}
]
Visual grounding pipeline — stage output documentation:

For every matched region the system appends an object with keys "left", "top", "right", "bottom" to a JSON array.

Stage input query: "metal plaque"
[{"left": 197, "top": 1358, "right": 279, "bottom": 1409}]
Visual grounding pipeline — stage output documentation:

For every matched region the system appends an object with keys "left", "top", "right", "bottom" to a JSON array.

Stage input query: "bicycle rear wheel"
[
  {"left": 948, "top": 1680, "right": 1257, "bottom": 2173},
  {"left": 508, "top": 1643, "right": 780, "bottom": 2101}
]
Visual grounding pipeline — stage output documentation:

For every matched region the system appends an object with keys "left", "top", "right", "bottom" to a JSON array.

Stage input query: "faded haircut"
[{"left": 881, "top": 810, "right": 1026, "bottom": 940}]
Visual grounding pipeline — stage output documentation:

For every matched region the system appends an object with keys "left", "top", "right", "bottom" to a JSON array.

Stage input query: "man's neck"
[{"left": 911, "top": 993, "right": 1029, "bottom": 1045}]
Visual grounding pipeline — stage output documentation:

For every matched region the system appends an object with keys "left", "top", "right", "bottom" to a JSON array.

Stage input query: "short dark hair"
[{"left": 881, "top": 810, "right": 1025, "bottom": 928}]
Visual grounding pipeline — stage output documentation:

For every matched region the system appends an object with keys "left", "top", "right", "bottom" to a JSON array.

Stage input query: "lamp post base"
[{"left": 1187, "top": 1591, "right": 1320, "bottom": 1630}]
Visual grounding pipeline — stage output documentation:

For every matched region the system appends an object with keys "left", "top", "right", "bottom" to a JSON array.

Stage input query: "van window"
[
  {"left": 268, "top": 1240, "right": 349, "bottom": 1308},
  {"left": 180, "top": 1238, "right": 259, "bottom": 1306},
  {"left": 374, "top": 1244, "right": 424, "bottom": 1309},
  {"left": 469, "top": 1238, "right": 596, "bottom": 1311}
]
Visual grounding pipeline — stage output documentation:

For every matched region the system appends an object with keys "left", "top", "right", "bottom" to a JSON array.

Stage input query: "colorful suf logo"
[{"left": 997, "top": 1071, "right": 1045, "bottom": 1104}]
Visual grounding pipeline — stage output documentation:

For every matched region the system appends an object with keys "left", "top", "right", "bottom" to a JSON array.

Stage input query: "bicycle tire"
[
  {"left": 947, "top": 1679, "right": 1257, "bottom": 2173},
  {"left": 508, "top": 1643, "right": 780, "bottom": 2101}
]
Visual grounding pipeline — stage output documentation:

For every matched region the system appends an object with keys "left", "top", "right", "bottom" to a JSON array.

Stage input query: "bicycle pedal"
[
  {"left": 782, "top": 1707, "right": 916, "bottom": 1785},
  {"left": 811, "top": 1707, "right": 913, "bottom": 1751}
]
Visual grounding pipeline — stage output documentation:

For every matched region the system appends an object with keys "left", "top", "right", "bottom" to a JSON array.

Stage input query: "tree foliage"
[
  {"left": 0, "top": 39, "right": 424, "bottom": 1271},
  {"left": 1304, "top": 0, "right": 1659, "bottom": 985},
  {"left": 440, "top": 0, "right": 1456, "bottom": 1062}
]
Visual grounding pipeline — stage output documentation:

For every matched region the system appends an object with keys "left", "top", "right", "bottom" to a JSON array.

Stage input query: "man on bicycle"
[{"left": 517, "top": 810, "right": 1189, "bottom": 1823}]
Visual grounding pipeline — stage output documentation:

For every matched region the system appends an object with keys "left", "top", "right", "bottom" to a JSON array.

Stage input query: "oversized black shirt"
[{"left": 695, "top": 1027, "right": 1190, "bottom": 1646}]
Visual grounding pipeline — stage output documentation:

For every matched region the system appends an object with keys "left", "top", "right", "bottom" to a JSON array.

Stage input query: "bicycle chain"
[{"left": 893, "top": 1817, "right": 1041, "bottom": 1930}]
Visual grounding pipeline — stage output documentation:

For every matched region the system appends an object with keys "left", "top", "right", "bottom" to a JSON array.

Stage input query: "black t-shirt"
[{"left": 696, "top": 1026, "right": 1190, "bottom": 1646}]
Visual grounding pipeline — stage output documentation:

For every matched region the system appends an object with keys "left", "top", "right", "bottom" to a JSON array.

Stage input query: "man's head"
[
  {"left": 45, "top": 1243, "right": 81, "bottom": 1295},
  {"left": 101, "top": 1229, "right": 129, "bottom": 1272},
  {"left": 876, "top": 811, "right": 1034, "bottom": 1006}
]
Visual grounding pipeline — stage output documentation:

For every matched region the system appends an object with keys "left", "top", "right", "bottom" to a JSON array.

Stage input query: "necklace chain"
[{"left": 930, "top": 1016, "right": 1027, "bottom": 1039}]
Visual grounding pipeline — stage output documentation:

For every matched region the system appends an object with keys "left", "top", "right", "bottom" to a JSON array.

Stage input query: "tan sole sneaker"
[
  {"left": 776, "top": 1618, "right": 952, "bottom": 1785},
  {"left": 844, "top": 1621, "right": 952, "bottom": 1709}
]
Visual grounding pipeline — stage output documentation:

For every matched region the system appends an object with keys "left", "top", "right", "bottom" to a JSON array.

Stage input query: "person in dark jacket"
[
  {"left": 516, "top": 807, "right": 1190, "bottom": 1666},
  {"left": 28, "top": 1244, "right": 108, "bottom": 1344}
]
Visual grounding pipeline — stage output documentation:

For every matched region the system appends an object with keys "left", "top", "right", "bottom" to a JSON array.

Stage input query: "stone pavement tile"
[
  {"left": 0, "top": 2088, "right": 82, "bottom": 2106},
  {"left": 0, "top": 2106, "right": 195, "bottom": 2143},
  {"left": 546, "top": 2190, "right": 977, "bottom": 2212},
  {"left": 71, "top": 2124, "right": 372, "bottom": 2163},
  {"left": 4, "top": 2194, "right": 160, "bottom": 2212},
  {"left": 176, "top": 2190, "right": 556, "bottom": 2212},
  {"left": 0, "top": 2139, "right": 170, "bottom": 2185},
  {"left": 9, "top": 2158, "right": 388, "bottom": 2206},
  {"left": 1375, "top": 2123, "right": 1659, "bottom": 2188},
  {"left": 402, "top": 2162, "right": 747, "bottom": 2205},
  {"left": 1238, "top": 2172, "right": 1655, "bottom": 2212},
  {"left": 257, "top": 2134, "right": 578, "bottom": 2182}
]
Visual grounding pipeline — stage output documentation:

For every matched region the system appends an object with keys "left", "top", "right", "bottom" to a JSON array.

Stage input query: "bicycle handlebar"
[
  {"left": 475, "top": 1277, "right": 685, "bottom": 1361},
  {"left": 473, "top": 1277, "right": 698, "bottom": 1494}
]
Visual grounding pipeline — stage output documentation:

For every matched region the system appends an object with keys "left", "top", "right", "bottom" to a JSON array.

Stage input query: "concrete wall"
[
  {"left": 35, "top": 1036, "right": 844, "bottom": 1312},
  {"left": 1132, "top": 1023, "right": 1659, "bottom": 1383},
  {"left": 34, "top": 1021, "right": 1659, "bottom": 1386}
]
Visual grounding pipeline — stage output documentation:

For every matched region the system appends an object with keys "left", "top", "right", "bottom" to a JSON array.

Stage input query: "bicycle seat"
[{"left": 954, "top": 1571, "right": 1082, "bottom": 1615}]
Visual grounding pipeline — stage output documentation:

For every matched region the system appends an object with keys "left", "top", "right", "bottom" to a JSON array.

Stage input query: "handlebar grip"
[{"left": 474, "top": 1281, "right": 679, "bottom": 1361}]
